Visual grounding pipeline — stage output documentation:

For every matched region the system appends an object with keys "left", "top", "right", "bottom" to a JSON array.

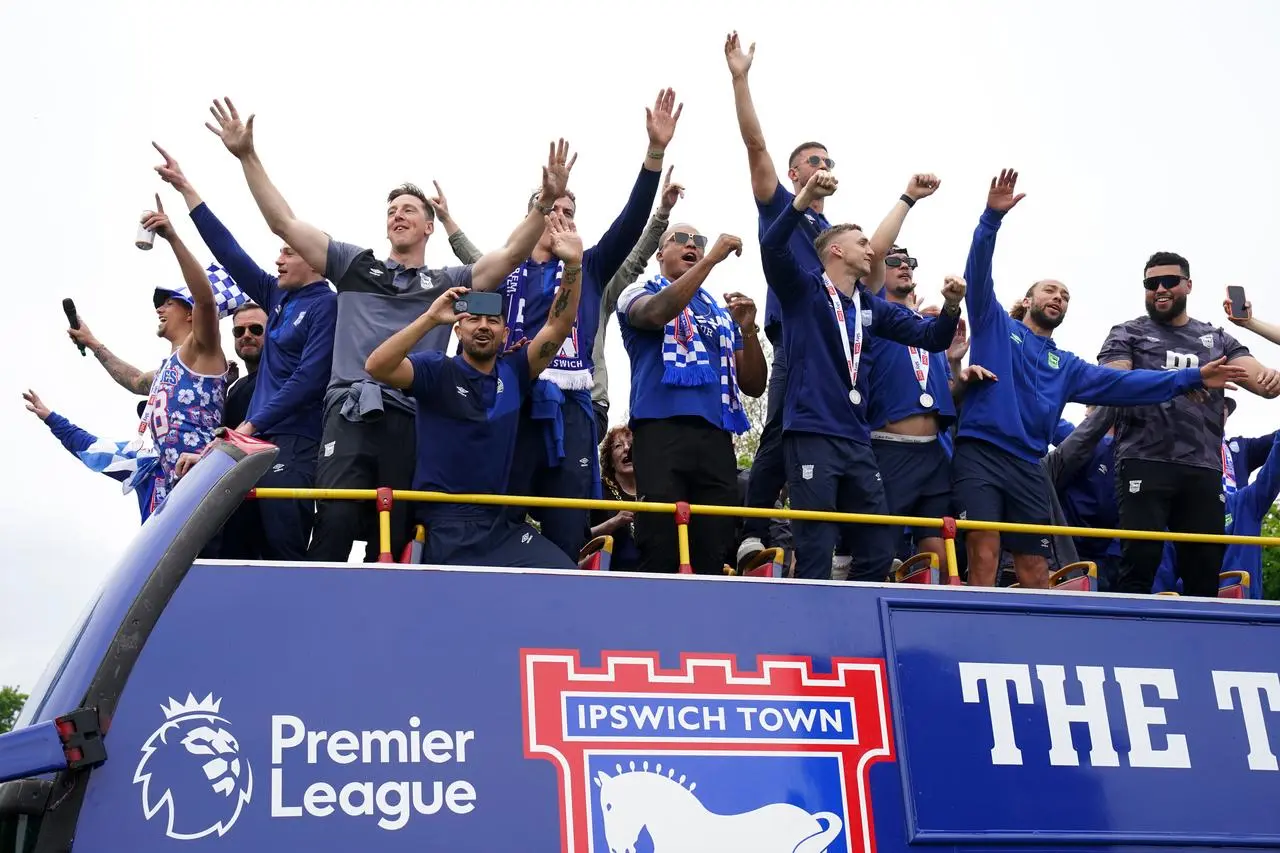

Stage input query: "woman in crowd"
[{"left": 591, "top": 426, "right": 641, "bottom": 571}]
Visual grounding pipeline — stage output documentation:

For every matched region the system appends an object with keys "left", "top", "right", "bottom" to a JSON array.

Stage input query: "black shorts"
[
  {"left": 952, "top": 438, "right": 1053, "bottom": 557},
  {"left": 871, "top": 434, "right": 952, "bottom": 541}
]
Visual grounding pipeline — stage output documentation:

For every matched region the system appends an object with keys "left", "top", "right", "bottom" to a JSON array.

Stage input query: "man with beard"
[
  {"left": 616, "top": 224, "right": 766, "bottom": 574},
  {"left": 365, "top": 213, "right": 584, "bottom": 569},
  {"left": 208, "top": 97, "right": 574, "bottom": 563},
  {"left": 864, "top": 242, "right": 969, "bottom": 572},
  {"left": 955, "top": 169, "right": 1248, "bottom": 589},
  {"left": 1099, "top": 252, "right": 1280, "bottom": 596},
  {"left": 222, "top": 304, "right": 266, "bottom": 430}
]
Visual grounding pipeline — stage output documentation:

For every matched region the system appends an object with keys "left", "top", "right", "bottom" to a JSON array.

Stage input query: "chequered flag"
[{"left": 154, "top": 263, "right": 253, "bottom": 318}]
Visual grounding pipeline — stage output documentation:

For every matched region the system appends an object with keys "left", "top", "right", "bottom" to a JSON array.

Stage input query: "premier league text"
[{"left": 270, "top": 715, "right": 476, "bottom": 831}]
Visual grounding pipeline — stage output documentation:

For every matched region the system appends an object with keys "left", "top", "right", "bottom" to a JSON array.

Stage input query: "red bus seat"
[
  {"left": 1050, "top": 561, "right": 1098, "bottom": 592},
  {"left": 894, "top": 552, "right": 939, "bottom": 585},
  {"left": 724, "top": 547, "right": 786, "bottom": 578},
  {"left": 1218, "top": 570, "right": 1250, "bottom": 599},
  {"left": 579, "top": 536, "right": 614, "bottom": 571}
]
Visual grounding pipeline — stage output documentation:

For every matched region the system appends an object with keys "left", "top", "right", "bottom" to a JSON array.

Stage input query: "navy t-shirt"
[
  {"left": 864, "top": 334, "right": 956, "bottom": 432},
  {"left": 756, "top": 182, "right": 829, "bottom": 333},
  {"left": 408, "top": 348, "right": 532, "bottom": 516}
]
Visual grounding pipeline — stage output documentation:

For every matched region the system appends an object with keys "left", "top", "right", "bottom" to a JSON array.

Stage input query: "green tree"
[
  {"left": 1262, "top": 506, "right": 1280, "bottom": 600},
  {"left": 0, "top": 686, "right": 28, "bottom": 734},
  {"left": 734, "top": 336, "right": 772, "bottom": 468}
]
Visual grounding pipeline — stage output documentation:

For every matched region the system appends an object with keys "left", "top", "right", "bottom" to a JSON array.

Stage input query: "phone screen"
[{"left": 1227, "top": 286, "right": 1248, "bottom": 319}]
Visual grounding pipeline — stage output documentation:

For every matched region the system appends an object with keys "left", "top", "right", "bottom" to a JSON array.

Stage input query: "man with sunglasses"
[
  {"left": 725, "top": 32, "right": 838, "bottom": 571},
  {"left": 1099, "top": 252, "right": 1280, "bottom": 596},
  {"left": 618, "top": 222, "right": 766, "bottom": 574},
  {"left": 955, "top": 172, "right": 1246, "bottom": 590},
  {"left": 223, "top": 304, "right": 266, "bottom": 431},
  {"left": 155, "top": 144, "right": 337, "bottom": 561}
]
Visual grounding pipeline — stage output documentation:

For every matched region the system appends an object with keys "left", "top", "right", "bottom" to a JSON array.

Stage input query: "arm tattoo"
[
  {"left": 537, "top": 340, "right": 560, "bottom": 359},
  {"left": 552, "top": 267, "right": 579, "bottom": 318},
  {"left": 93, "top": 342, "right": 150, "bottom": 394}
]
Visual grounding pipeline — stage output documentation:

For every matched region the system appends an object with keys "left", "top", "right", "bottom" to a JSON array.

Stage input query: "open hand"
[
  {"left": 22, "top": 389, "right": 50, "bottom": 421},
  {"left": 960, "top": 364, "right": 998, "bottom": 383},
  {"left": 547, "top": 211, "right": 584, "bottom": 265},
  {"left": 540, "top": 138, "right": 577, "bottom": 202},
  {"left": 941, "top": 275, "right": 967, "bottom": 307},
  {"left": 724, "top": 31, "right": 755, "bottom": 79},
  {"left": 645, "top": 88, "right": 683, "bottom": 151},
  {"left": 987, "top": 168, "right": 1026, "bottom": 213},
  {"left": 1198, "top": 356, "right": 1250, "bottom": 389},
  {"left": 152, "top": 142, "right": 191, "bottom": 192},
  {"left": 141, "top": 194, "right": 175, "bottom": 241},
  {"left": 723, "top": 292, "right": 757, "bottom": 329},
  {"left": 205, "top": 97, "right": 255, "bottom": 159},
  {"left": 659, "top": 165, "right": 684, "bottom": 213},
  {"left": 947, "top": 316, "right": 970, "bottom": 362}
]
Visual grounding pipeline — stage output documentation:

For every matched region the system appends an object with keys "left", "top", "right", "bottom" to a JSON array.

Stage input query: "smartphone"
[
  {"left": 1227, "top": 285, "right": 1248, "bottom": 320},
  {"left": 453, "top": 290, "right": 504, "bottom": 318}
]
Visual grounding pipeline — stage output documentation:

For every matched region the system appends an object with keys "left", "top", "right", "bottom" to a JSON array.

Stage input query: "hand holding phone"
[{"left": 1226, "top": 285, "right": 1249, "bottom": 322}]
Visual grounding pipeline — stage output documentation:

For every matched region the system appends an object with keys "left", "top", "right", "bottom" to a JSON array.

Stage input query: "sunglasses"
[
  {"left": 1143, "top": 274, "right": 1188, "bottom": 291},
  {"left": 669, "top": 231, "right": 708, "bottom": 249},
  {"left": 233, "top": 324, "right": 264, "bottom": 338},
  {"left": 801, "top": 155, "right": 836, "bottom": 170},
  {"left": 885, "top": 256, "right": 918, "bottom": 269}
]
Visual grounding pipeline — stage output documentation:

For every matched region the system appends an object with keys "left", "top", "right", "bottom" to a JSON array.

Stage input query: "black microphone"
[{"left": 62, "top": 298, "right": 86, "bottom": 356}]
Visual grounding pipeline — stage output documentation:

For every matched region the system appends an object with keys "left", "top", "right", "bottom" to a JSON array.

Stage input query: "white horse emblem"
[{"left": 595, "top": 760, "right": 843, "bottom": 853}]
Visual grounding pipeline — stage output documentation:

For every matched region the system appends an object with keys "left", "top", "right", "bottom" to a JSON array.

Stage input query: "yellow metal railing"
[{"left": 249, "top": 487, "right": 1280, "bottom": 581}]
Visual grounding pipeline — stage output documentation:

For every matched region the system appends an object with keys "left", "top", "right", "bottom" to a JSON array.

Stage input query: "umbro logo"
[
  {"left": 369, "top": 267, "right": 384, "bottom": 278},
  {"left": 579, "top": 457, "right": 590, "bottom": 468},
  {"left": 521, "top": 532, "right": 533, "bottom": 544},
  {"left": 455, "top": 386, "right": 469, "bottom": 397}
]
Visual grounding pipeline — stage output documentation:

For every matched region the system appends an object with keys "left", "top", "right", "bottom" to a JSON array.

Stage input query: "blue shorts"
[
  {"left": 871, "top": 434, "right": 952, "bottom": 541},
  {"left": 422, "top": 510, "right": 576, "bottom": 570},
  {"left": 952, "top": 438, "right": 1053, "bottom": 557}
]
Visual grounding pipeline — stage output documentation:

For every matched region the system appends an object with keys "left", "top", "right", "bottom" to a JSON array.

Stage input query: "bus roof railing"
[{"left": 248, "top": 487, "right": 1280, "bottom": 577}]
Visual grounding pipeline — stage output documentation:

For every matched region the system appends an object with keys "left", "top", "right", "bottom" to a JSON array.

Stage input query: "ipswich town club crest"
[{"left": 522, "top": 651, "right": 894, "bottom": 853}]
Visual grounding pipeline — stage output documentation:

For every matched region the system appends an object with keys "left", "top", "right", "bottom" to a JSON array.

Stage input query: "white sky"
[{"left": 3, "top": 0, "right": 1279, "bottom": 691}]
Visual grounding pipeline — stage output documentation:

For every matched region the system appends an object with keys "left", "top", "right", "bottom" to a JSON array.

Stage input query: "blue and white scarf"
[
  {"left": 502, "top": 260, "right": 592, "bottom": 391},
  {"left": 651, "top": 275, "right": 750, "bottom": 435}
]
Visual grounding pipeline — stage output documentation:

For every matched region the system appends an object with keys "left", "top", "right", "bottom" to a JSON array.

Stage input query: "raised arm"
[
  {"left": 424, "top": 181, "right": 483, "bottom": 264},
  {"left": 759, "top": 171, "right": 837, "bottom": 298},
  {"left": 863, "top": 174, "right": 940, "bottom": 292},
  {"left": 602, "top": 171, "right": 678, "bottom": 315},
  {"left": 155, "top": 143, "right": 276, "bottom": 307},
  {"left": 206, "top": 98, "right": 330, "bottom": 276},
  {"left": 66, "top": 316, "right": 154, "bottom": 395},
  {"left": 964, "top": 169, "right": 1025, "bottom": 326},
  {"left": 1045, "top": 407, "right": 1117, "bottom": 487},
  {"left": 365, "top": 287, "right": 465, "bottom": 390},
  {"left": 724, "top": 292, "right": 767, "bottom": 397},
  {"left": 1225, "top": 296, "right": 1280, "bottom": 347},
  {"left": 529, "top": 214, "right": 586, "bottom": 377},
  {"left": 144, "top": 198, "right": 221, "bottom": 361},
  {"left": 724, "top": 32, "right": 779, "bottom": 204},
  {"left": 624, "top": 235, "right": 743, "bottom": 331},
  {"left": 470, "top": 139, "right": 578, "bottom": 291}
]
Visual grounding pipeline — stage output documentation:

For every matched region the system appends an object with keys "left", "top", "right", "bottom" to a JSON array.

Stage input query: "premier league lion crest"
[
  {"left": 522, "top": 651, "right": 894, "bottom": 853},
  {"left": 133, "top": 692, "right": 253, "bottom": 840}
]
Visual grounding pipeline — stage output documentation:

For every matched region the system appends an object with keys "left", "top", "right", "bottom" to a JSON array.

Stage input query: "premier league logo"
[
  {"left": 133, "top": 692, "right": 254, "bottom": 840},
  {"left": 522, "top": 651, "right": 894, "bottom": 853}
]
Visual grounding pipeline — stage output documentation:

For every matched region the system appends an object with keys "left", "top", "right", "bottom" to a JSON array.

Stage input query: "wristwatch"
[{"left": 942, "top": 302, "right": 961, "bottom": 316}]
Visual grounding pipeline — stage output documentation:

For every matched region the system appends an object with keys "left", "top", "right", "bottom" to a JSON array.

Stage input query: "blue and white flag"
[{"left": 153, "top": 263, "right": 253, "bottom": 319}]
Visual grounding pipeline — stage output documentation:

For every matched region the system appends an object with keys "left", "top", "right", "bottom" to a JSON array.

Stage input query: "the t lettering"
[
  {"left": 960, "top": 662, "right": 1034, "bottom": 765},
  {"left": 1214, "top": 670, "right": 1280, "bottom": 771}
]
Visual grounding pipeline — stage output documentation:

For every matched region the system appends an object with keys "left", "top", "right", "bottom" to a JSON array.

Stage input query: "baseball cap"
[{"left": 153, "top": 288, "right": 193, "bottom": 310}]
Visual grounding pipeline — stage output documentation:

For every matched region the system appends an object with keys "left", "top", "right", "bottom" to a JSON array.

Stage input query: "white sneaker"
[
  {"left": 736, "top": 537, "right": 765, "bottom": 571},
  {"left": 832, "top": 555, "right": 851, "bottom": 581}
]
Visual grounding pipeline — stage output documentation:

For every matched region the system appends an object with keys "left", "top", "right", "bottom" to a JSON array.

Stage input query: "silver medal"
[
  {"left": 919, "top": 392, "right": 935, "bottom": 408},
  {"left": 850, "top": 389, "right": 861, "bottom": 405}
]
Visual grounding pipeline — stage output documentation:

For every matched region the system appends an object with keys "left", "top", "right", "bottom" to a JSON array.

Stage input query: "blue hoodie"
[
  {"left": 1155, "top": 432, "right": 1280, "bottom": 599},
  {"left": 958, "top": 208, "right": 1204, "bottom": 463}
]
